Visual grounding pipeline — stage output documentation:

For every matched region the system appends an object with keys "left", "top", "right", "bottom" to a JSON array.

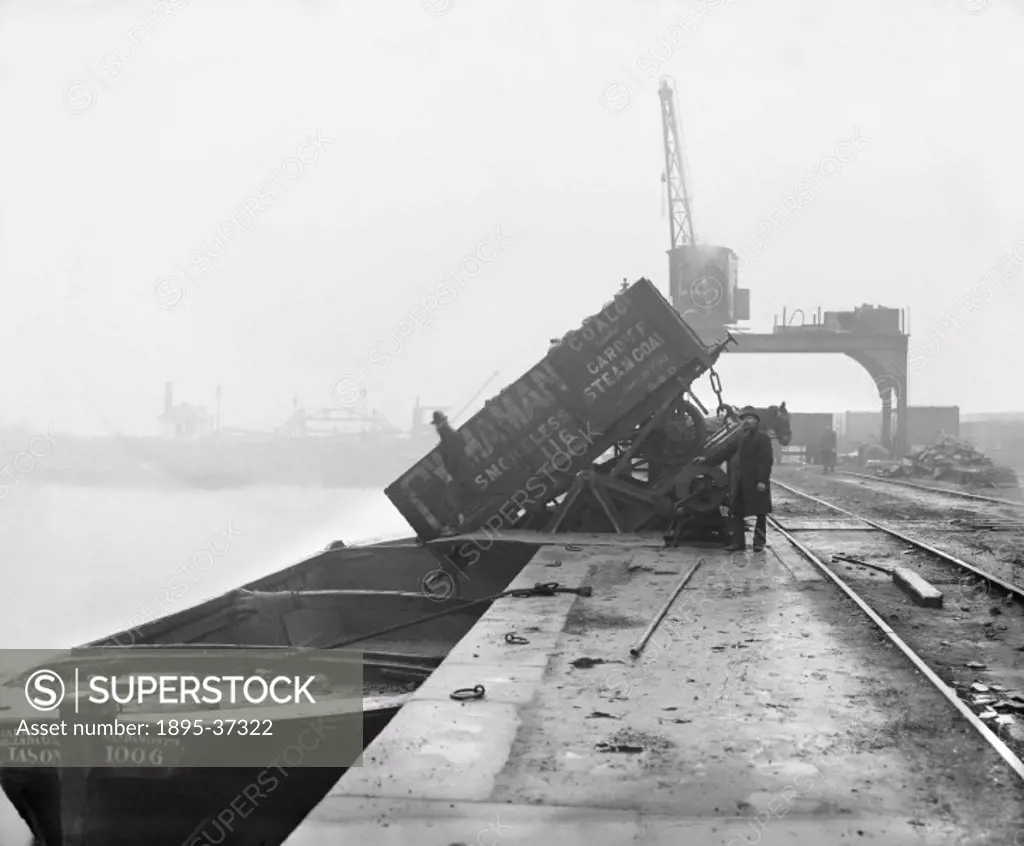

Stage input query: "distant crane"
[
  {"left": 658, "top": 78, "right": 697, "bottom": 249},
  {"left": 412, "top": 369, "right": 501, "bottom": 434}
]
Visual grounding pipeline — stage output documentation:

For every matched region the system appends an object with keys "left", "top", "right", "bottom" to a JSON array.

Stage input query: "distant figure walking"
[
  {"left": 695, "top": 406, "right": 773, "bottom": 552},
  {"left": 432, "top": 411, "right": 474, "bottom": 534},
  {"left": 820, "top": 426, "right": 837, "bottom": 474}
]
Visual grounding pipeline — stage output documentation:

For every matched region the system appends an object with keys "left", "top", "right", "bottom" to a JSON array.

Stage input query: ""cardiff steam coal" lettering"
[{"left": 583, "top": 322, "right": 666, "bottom": 403}]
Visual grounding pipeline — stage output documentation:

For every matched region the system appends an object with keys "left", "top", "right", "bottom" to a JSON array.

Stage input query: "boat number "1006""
[{"left": 104, "top": 745, "right": 166, "bottom": 766}]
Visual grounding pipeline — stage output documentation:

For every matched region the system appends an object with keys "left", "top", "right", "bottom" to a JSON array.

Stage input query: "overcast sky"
[{"left": 1, "top": 0, "right": 1021, "bottom": 435}]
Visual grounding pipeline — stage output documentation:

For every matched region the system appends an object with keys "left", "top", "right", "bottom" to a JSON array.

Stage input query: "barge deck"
[{"left": 283, "top": 532, "right": 1024, "bottom": 845}]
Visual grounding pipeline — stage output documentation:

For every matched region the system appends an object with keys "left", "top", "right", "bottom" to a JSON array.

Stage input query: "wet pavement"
[{"left": 284, "top": 530, "right": 1024, "bottom": 845}]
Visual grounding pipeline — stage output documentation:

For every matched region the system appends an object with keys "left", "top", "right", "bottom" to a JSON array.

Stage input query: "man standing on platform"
[
  {"left": 695, "top": 406, "right": 774, "bottom": 552},
  {"left": 820, "top": 425, "right": 838, "bottom": 474}
]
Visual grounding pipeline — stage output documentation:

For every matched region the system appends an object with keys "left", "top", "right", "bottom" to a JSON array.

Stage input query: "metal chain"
[{"left": 707, "top": 366, "right": 731, "bottom": 417}]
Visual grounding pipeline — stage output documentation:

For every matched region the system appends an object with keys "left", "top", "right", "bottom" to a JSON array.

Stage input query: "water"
[{"left": 0, "top": 484, "right": 410, "bottom": 844}]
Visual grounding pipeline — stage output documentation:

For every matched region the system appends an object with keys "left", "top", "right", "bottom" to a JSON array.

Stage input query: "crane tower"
[{"left": 658, "top": 78, "right": 748, "bottom": 340}]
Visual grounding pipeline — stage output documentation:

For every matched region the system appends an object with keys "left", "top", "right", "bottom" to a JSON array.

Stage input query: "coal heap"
[{"left": 878, "top": 433, "right": 1018, "bottom": 487}]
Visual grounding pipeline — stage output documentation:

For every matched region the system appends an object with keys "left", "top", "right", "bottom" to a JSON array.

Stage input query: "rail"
[
  {"left": 835, "top": 470, "right": 1024, "bottom": 508},
  {"left": 768, "top": 513, "right": 1024, "bottom": 784},
  {"left": 772, "top": 479, "right": 1024, "bottom": 603}
]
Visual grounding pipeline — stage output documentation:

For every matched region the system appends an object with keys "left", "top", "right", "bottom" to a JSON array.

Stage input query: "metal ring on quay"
[
  {"left": 450, "top": 685, "right": 486, "bottom": 701},
  {"left": 504, "top": 633, "right": 529, "bottom": 644}
]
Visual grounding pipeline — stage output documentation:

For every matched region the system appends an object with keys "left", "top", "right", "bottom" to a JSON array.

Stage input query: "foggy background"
[
  {"left": 2, "top": 0, "right": 1022, "bottom": 439},
  {"left": 3, "top": 1, "right": 1024, "bottom": 842}
]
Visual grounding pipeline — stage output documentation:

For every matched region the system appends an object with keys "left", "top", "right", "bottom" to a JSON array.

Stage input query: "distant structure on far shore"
[{"left": 158, "top": 383, "right": 215, "bottom": 439}]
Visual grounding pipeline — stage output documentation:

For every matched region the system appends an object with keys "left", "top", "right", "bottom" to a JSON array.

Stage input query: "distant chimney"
[{"left": 164, "top": 382, "right": 173, "bottom": 415}]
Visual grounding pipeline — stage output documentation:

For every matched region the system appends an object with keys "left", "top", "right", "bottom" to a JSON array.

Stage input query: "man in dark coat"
[
  {"left": 820, "top": 426, "right": 837, "bottom": 474},
  {"left": 695, "top": 407, "right": 773, "bottom": 552},
  {"left": 432, "top": 411, "right": 475, "bottom": 532}
]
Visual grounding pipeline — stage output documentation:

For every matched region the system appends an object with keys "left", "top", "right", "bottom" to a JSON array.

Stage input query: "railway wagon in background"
[
  {"left": 838, "top": 406, "right": 960, "bottom": 453},
  {"left": 788, "top": 412, "right": 836, "bottom": 464},
  {"left": 905, "top": 406, "right": 960, "bottom": 449}
]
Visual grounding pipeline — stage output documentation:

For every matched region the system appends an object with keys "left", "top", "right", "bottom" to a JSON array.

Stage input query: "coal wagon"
[{"left": 384, "top": 277, "right": 736, "bottom": 541}]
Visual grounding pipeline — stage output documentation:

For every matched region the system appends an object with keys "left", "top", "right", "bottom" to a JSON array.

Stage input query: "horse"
[{"left": 704, "top": 402, "right": 792, "bottom": 447}]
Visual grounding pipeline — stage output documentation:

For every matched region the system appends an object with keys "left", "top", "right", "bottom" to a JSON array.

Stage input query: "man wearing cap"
[
  {"left": 820, "top": 425, "right": 837, "bottom": 474},
  {"left": 432, "top": 411, "right": 474, "bottom": 532},
  {"left": 694, "top": 406, "right": 774, "bottom": 552}
]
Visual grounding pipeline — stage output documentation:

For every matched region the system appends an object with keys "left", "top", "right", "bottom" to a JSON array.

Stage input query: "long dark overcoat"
[
  {"left": 436, "top": 428, "right": 477, "bottom": 519},
  {"left": 437, "top": 429, "right": 474, "bottom": 484},
  {"left": 706, "top": 429, "right": 774, "bottom": 516}
]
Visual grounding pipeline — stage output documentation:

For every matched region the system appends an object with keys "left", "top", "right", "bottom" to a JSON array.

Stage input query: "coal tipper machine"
[{"left": 385, "top": 276, "right": 752, "bottom": 551}]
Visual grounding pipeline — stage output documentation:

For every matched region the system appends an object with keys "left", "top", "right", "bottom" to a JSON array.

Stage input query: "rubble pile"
[
  {"left": 878, "top": 434, "right": 1019, "bottom": 487},
  {"left": 961, "top": 679, "right": 1024, "bottom": 742}
]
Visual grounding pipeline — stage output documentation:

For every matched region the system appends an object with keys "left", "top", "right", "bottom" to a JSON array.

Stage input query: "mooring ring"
[{"left": 450, "top": 684, "right": 486, "bottom": 701}]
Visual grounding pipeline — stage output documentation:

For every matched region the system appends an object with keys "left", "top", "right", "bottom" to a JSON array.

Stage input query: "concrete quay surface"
[{"left": 285, "top": 531, "right": 1024, "bottom": 845}]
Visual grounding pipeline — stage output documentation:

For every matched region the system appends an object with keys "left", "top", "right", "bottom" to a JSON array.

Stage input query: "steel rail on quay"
[
  {"left": 768, "top": 486, "right": 1024, "bottom": 782},
  {"left": 833, "top": 469, "right": 1024, "bottom": 508},
  {"left": 772, "top": 478, "right": 1024, "bottom": 603},
  {"left": 769, "top": 479, "right": 1024, "bottom": 778}
]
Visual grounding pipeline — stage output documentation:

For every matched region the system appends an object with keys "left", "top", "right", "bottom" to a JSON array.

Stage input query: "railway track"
[
  {"left": 834, "top": 469, "right": 1024, "bottom": 508},
  {"left": 773, "top": 479, "right": 1024, "bottom": 601},
  {"left": 770, "top": 478, "right": 1024, "bottom": 782}
]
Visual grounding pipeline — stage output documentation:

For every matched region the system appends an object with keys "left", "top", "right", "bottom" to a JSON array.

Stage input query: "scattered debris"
[
  {"left": 595, "top": 728, "right": 674, "bottom": 755},
  {"left": 586, "top": 711, "right": 620, "bottom": 720},
  {"left": 571, "top": 657, "right": 622, "bottom": 669},
  {"left": 876, "top": 434, "right": 1019, "bottom": 487},
  {"left": 596, "top": 742, "right": 644, "bottom": 753},
  {"left": 830, "top": 553, "right": 893, "bottom": 574},
  {"left": 960, "top": 681, "right": 1024, "bottom": 717},
  {"left": 1005, "top": 720, "right": 1024, "bottom": 743}
]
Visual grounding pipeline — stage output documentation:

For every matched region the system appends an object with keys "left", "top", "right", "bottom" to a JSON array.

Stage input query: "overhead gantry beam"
[{"left": 728, "top": 331, "right": 910, "bottom": 458}]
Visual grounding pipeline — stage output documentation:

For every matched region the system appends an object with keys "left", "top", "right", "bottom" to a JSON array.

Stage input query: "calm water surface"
[{"left": 0, "top": 484, "right": 410, "bottom": 844}]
